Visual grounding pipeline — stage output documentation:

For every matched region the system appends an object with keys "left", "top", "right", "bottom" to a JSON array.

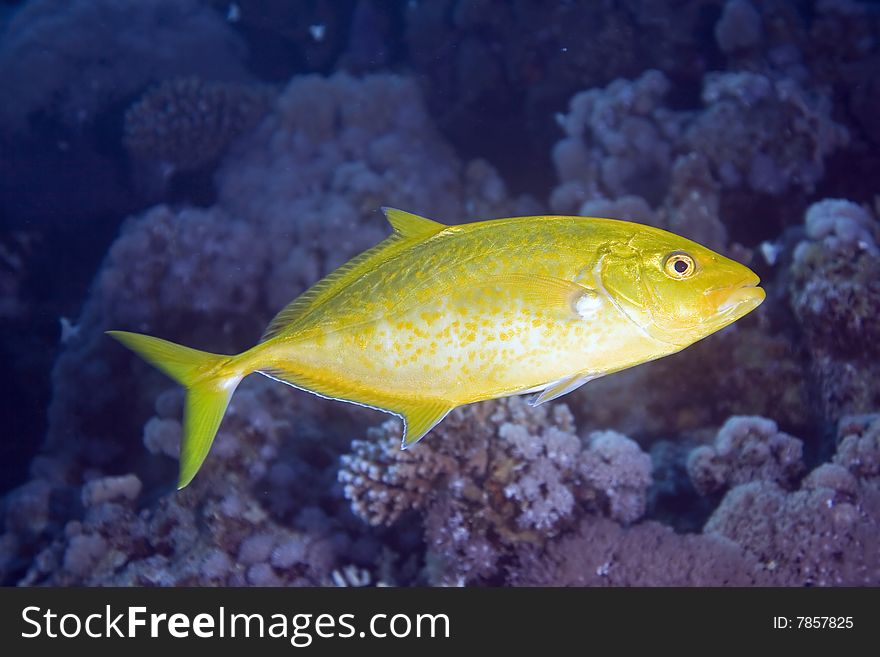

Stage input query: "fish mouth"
[{"left": 707, "top": 275, "right": 765, "bottom": 320}]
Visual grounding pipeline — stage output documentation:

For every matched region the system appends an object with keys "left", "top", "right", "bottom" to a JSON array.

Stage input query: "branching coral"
[{"left": 339, "top": 397, "right": 652, "bottom": 585}]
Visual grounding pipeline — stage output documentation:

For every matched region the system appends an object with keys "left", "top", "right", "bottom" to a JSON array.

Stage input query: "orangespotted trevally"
[{"left": 109, "top": 208, "right": 764, "bottom": 488}]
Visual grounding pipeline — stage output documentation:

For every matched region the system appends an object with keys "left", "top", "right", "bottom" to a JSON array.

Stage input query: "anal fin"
[
  {"left": 258, "top": 366, "right": 454, "bottom": 449},
  {"left": 398, "top": 400, "right": 454, "bottom": 449}
]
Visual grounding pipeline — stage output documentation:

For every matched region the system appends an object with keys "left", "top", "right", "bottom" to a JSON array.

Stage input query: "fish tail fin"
[{"left": 106, "top": 330, "right": 246, "bottom": 489}]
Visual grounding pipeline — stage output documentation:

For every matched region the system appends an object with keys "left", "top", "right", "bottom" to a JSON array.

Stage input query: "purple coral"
[
  {"left": 15, "top": 378, "right": 357, "bottom": 586},
  {"left": 686, "top": 71, "right": 848, "bottom": 194},
  {"left": 551, "top": 69, "right": 677, "bottom": 212},
  {"left": 688, "top": 416, "right": 804, "bottom": 496},
  {"left": 339, "top": 397, "right": 653, "bottom": 585},
  {"left": 789, "top": 199, "right": 880, "bottom": 422},
  {"left": 701, "top": 414, "right": 880, "bottom": 586},
  {"left": 124, "top": 77, "right": 272, "bottom": 172}
]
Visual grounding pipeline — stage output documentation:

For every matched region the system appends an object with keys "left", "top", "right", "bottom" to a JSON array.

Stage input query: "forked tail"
[{"left": 107, "top": 331, "right": 246, "bottom": 489}]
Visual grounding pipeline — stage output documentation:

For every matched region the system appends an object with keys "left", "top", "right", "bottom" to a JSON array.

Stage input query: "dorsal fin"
[
  {"left": 260, "top": 209, "right": 446, "bottom": 342},
  {"left": 382, "top": 207, "right": 446, "bottom": 238}
]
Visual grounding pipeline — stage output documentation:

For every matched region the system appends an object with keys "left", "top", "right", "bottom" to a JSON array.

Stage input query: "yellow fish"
[{"left": 109, "top": 208, "right": 764, "bottom": 488}]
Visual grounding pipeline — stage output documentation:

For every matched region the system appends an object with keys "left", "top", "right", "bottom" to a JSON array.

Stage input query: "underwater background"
[{"left": 1, "top": 0, "right": 879, "bottom": 586}]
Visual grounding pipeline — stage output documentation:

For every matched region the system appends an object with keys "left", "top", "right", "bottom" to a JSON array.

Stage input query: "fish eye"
[{"left": 664, "top": 252, "right": 696, "bottom": 279}]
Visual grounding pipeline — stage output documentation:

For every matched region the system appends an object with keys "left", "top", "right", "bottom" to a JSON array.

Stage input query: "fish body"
[{"left": 109, "top": 209, "right": 764, "bottom": 488}]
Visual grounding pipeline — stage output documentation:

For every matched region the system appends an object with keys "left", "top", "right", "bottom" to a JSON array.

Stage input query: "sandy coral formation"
[
  {"left": 339, "top": 397, "right": 652, "bottom": 585},
  {"left": 124, "top": 78, "right": 273, "bottom": 172},
  {"left": 789, "top": 199, "right": 880, "bottom": 422},
  {"left": 0, "top": 0, "right": 250, "bottom": 133},
  {"left": 687, "top": 416, "right": 804, "bottom": 496}
]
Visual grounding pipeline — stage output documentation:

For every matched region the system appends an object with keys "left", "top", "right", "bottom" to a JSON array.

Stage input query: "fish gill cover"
[{"left": 0, "top": 0, "right": 879, "bottom": 587}]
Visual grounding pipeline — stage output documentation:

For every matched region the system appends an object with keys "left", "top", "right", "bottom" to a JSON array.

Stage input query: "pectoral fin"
[
  {"left": 487, "top": 274, "right": 601, "bottom": 321},
  {"left": 530, "top": 372, "right": 599, "bottom": 406}
]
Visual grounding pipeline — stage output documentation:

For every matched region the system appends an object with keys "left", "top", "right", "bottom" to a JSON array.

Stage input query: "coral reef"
[
  {"left": 687, "top": 416, "right": 804, "bottom": 495},
  {"left": 788, "top": 199, "right": 880, "bottom": 424},
  {"left": 693, "top": 413, "right": 880, "bottom": 586},
  {"left": 551, "top": 69, "right": 678, "bottom": 212},
  {"left": 124, "top": 78, "right": 273, "bottom": 172},
  {"left": 515, "top": 414, "right": 880, "bottom": 586},
  {"left": 340, "top": 397, "right": 653, "bottom": 585},
  {"left": 14, "top": 380, "right": 349, "bottom": 586},
  {"left": 403, "top": 0, "right": 722, "bottom": 191},
  {"left": 685, "top": 71, "right": 848, "bottom": 195},
  {"left": 551, "top": 67, "right": 848, "bottom": 232},
  {"left": 511, "top": 517, "right": 770, "bottom": 586}
]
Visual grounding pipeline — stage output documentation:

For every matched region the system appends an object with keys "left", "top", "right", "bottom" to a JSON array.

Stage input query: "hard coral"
[
  {"left": 702, "top": 414, "right": 880, "bottom": 586},
  {"left": 789, "top": 199, "right": 880, "bottom": 422},
  {"left": 551, "top": 69, "right": 678, "bottom": 211},
  {"left": 688, "top": 416, "right": 804, "bottom": 496},
  {"left": 124, "top": 78, "right": 272, "bottom": 172},
  {"left": 686, "top": 72, "right": 848, "bottom": 194},
  {"left": 511, "top": 516, "right": 769, "bottom": 586},
  {"left": 18, "top": 378, "right": 362, "bottom": 586},
  {"left": 339, "top": 397, "right": 652, "bottom": 585}
]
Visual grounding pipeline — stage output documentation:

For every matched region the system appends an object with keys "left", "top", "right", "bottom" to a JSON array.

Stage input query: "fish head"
[{"left": 595, "top": 226, "right": 765, "bottom": 348}]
